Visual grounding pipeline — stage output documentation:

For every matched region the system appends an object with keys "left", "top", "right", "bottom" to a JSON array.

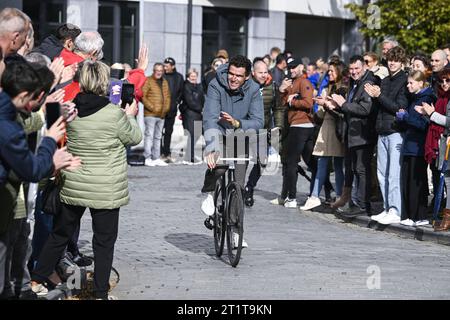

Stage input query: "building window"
[
  {"left": 98, "top": 1, "right": 139, "bottom": 66},
  {"left": 23, "top": 0, "right": 67, "bottom": 46},
  {"left": 202, "top": 8, "right": 248, "bottom": 72}
]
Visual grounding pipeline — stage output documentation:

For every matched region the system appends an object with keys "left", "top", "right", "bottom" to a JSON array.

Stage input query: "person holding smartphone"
[
  {"left": 31, "top": 60, "right": 142, "bottom": 300},
  {"left": 0, "top": 61, "right": 79, "bottom": 297}
]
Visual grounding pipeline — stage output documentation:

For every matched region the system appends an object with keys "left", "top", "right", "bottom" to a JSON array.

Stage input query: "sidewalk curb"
[{"left": 339, "top": 214, "right": 450, "bottom": 246}]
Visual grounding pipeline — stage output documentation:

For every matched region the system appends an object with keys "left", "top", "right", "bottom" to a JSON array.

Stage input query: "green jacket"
[{"left": 60, "top": 103, "right": 142, "bottom": 209}]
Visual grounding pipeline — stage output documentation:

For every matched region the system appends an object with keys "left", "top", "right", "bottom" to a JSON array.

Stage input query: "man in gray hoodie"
[{"left": 200, "top": 55, "right": 264, "bottom": 245}]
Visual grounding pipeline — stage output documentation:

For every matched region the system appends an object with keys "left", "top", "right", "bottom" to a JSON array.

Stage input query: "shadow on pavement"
[{"left": 165, "top": 233, "right": 217, "bottom": 257}]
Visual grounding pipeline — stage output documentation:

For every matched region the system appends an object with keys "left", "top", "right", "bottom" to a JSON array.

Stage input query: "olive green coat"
[{"left": 60, "top": 104, "right": 142, "bottom": 209}]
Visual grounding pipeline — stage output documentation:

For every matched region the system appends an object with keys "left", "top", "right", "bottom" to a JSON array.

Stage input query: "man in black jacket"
[
  {"left": 32, "top": 23, "right": 81, "bottom": 61},
  {"left": 364, "top": 46, "right": 408, "bottom": 225},
  {"left": 330, "top": 55, "right": 376, "bottom": 216},
  {"left": 161, "top": 57, "right": 184, "bottom": 163}
]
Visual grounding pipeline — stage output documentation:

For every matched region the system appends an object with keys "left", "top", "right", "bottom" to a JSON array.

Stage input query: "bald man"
[
  {"left": 0, "top": 8, "right": 30, "bottom": 58},
  {"left": 431, "top": 49, "right": 448, "bottom": 89}
]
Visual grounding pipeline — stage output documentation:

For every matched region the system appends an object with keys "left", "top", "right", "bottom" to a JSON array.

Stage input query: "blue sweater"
[{"left": 400, "top": 87, "right": 436, "bottom": 156}]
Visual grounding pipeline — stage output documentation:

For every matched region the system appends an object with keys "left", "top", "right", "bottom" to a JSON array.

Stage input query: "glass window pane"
[
  {"left": 46, "top": 3, "right": 64, "bottom": 23},
  {"left": 120, "top": 29, "right": 137, "bottom": 66},
  {"left": 98, "top": 27, "right": 114, "bottom": 66},
  {"left": 99, "top": 6, "right": 114, "bottom": 26},
  {"left": 121, "top": 7, "right": 137, "bottom": 27},
  {"left": 227, "top": 15, "right": 245, "bottom": 33},
  {"left": 227, "top": 34, "right": 246, "bottom": 57},
  {"left": 202, "top": 33, "right": 220, "bottom": 72},
  {"left": 203, "top": 12, "right": 219, "bottom": 31}
]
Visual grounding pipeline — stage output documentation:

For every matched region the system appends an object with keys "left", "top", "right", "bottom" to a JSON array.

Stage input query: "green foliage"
[{"left": 345, "top": 0, "right": 450, "bottom": 55}]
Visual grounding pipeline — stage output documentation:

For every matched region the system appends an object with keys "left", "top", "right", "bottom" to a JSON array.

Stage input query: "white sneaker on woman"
[{"left": 299, "top": 196, "right": 321, "bottom": 211}]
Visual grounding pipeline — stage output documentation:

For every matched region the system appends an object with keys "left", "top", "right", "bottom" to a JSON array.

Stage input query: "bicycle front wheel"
[
  {"left": 226, "top": 182, "right": 245, "bottom": 267},
  {"left": 213, "top": 177, "right": 226, "bottom": 257}
]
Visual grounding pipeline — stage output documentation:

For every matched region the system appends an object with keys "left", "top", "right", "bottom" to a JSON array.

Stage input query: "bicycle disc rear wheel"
[
  {"left": 213, "top": 177, "right": 226, "bottom": 256},
  {"left": 226, "top": 182, "right": 245, "bottom": 267}
]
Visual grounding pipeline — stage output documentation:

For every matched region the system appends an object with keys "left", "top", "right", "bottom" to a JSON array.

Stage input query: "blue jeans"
[
  {"left": 312, "top": 156, "right": 344, "bottom": 198},
  {"left": 144, "top": 116, "right": 165, "bottom": 160},
  {"left": 377, "top": 133, "right": 403, "bottom": 215}
]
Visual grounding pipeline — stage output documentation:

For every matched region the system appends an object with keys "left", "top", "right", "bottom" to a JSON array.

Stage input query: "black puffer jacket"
[
  {"left": 163, "top": 71, "right": 184, "bottom": 118},
  {"left": 341, "top": 70, "right": 377, "bottom": 148},
  {"left": 31, "top": 35, "right": 63, "bottom": 60},
  {"left": 181, "top": 80, "right": 204, "bottom": 114},
  {"left": 375, "top": 70, "right": 408, "bottom": 135}
]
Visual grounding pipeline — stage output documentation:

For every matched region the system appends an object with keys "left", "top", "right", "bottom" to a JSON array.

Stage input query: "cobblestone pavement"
[{"left": 78, "top": 163, "right": 450, "bottom": 299}]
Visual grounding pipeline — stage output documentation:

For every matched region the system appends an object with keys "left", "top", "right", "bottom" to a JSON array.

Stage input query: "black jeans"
[
  {"left": 285, "top": 127, "right": 316, "bottom": 199},
  {"left": 161, "top": 116, "right": 176, "bottom": 157},
  {"left": 184, "top": 111, "right": 202, "bottom": 163},
  {"left": 32, "top": 204, "right": 119, "bottom": 299},
  {"left": 201, "top": 136, "right": 249, "bottom": 193},
  {"left": 349, "top": 145, "right": 374, "bottom": 212}
]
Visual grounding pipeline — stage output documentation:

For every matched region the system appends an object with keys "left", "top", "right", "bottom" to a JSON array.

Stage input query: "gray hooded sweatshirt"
[{"left": 203, "top": 63, "right": 264, "bottom": 153}]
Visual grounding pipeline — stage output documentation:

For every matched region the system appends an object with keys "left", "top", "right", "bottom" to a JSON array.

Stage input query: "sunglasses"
[
  {"left": 439, "top": 78, "right": 450, "bottom": 84},
  {"left": 364, "top": 60, "right": 371, "bottom": 64}
]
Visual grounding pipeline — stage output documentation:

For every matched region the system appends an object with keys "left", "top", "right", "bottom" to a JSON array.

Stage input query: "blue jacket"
[
  {"left": 203, "top": 64, "right": 264, "bottom": 153},
  {"left": 400, "top": 87, "right": 436, "bottom": 156},
  {"left": 0, "top": 91, "right": 57, "bottom": 234},
  {"left": 0, "top": 91, "right": 57, "bottom": 186}
]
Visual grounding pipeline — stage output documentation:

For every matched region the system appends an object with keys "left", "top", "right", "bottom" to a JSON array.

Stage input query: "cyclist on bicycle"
[{"left": 200, "top": 55, "right": 264, "bottom": 247}]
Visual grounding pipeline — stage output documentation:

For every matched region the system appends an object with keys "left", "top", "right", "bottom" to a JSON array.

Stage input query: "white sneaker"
[
  {"left": 233, "top": 232, "right": 248, "bottom": 249},
  {"left": 201, "top": 193, "right": 215, "bottom": 216},
  {"left": 371, "top": 210, "right": 388, "bottom": 222},
  {"left": 144, "top": 158, "right": 155, "bottom": 167},
  {"left": 153, "top": 158, "right": 169, "bottom": 166},
  {"left": 299, "top": 196, "right": 321, "bottom": 211},
  {"left": 268, "top": 152, "right": 281, "bottom": 163},
  {"left": 284, "top": 198, "right": 297, "bottom": 208},
  {"left": 400, "top": 218, "right": 415, "bottom": 226},
  {"left": 31, "top": 282, "right": 48, "bottom": 296},
  {"left": 270, "top": 197, "right": 284, "bottom": 205},
  {"left": 377, "top": 212, "right": 401, "bottom": 225},
  {"left": 414, "top": 219, "right": 430, "bottom": 227}
]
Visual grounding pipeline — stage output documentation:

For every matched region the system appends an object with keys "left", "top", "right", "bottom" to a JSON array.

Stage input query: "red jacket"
[
  {"left": 126, "top": 69, "right": 146, "bottom": 102},
  {"left": 59, "top": 48, "right": 84, "bottom": 67}
]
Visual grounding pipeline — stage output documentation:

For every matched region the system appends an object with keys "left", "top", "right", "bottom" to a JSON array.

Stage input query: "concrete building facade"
[{"left": 2, "top": 0, "right": 365, "bottom": 76}]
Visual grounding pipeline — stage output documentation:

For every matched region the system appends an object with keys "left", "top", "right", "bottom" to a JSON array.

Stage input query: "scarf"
[{"left": 424, "top": 89, "right": 450, "bottom": 164}]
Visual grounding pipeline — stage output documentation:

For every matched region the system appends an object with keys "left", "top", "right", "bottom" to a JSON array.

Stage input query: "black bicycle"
[{"left": 209, "top": 158, "right": 249, "bottom": 267}]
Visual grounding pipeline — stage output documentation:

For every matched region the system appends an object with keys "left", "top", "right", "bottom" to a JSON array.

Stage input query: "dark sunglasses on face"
[
  {"left": 439, "top": 78, "right": 450, "bottom": 84},
  {"left": 364, "top": 60, "right": 371, "bottom": 64}
]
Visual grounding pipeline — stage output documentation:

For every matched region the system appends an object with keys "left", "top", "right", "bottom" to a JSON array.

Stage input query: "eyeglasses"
[{"left": 439, "top": 78, "right": 450, "bottom": 84}]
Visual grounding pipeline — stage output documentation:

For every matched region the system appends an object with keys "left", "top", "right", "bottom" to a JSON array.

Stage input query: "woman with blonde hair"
[
  {"left": 31, "top": 60, "right": 142, "bottom": 299},
  {"left": 396, "top": 71, "right": 435, "bottom": 226}
]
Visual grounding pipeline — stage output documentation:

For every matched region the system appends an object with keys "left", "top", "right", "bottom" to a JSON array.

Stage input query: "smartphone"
[
  {"left": 285, "top": 70, "right": 292, "bottom": 80},
  {"left": 110, "top": 68, "right": 125, "bottom": 80},
  {"left": 109, "top": 80, "right": 123, "bottom": 105},
  {"left": 46, "top": 102, "right": 61, "bottom": 129},
  {"left": 121, "top": 83, "right": 135, "bottom": 108}
]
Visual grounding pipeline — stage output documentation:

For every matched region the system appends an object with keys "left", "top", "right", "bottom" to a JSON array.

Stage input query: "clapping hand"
[
  {"left": 330, "top": 94, "right": 346, "bottom": 107},
  {"left": 364, "top": 83, "right": 381, "bottom": 98},
  {"left": 415, "top": 102, "right": 435, "bottom": 116}
]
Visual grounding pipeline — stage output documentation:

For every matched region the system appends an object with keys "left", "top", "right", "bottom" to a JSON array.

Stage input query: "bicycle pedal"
[{"left": 204, "top": 217, "right": 214, "bottom": 230}]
